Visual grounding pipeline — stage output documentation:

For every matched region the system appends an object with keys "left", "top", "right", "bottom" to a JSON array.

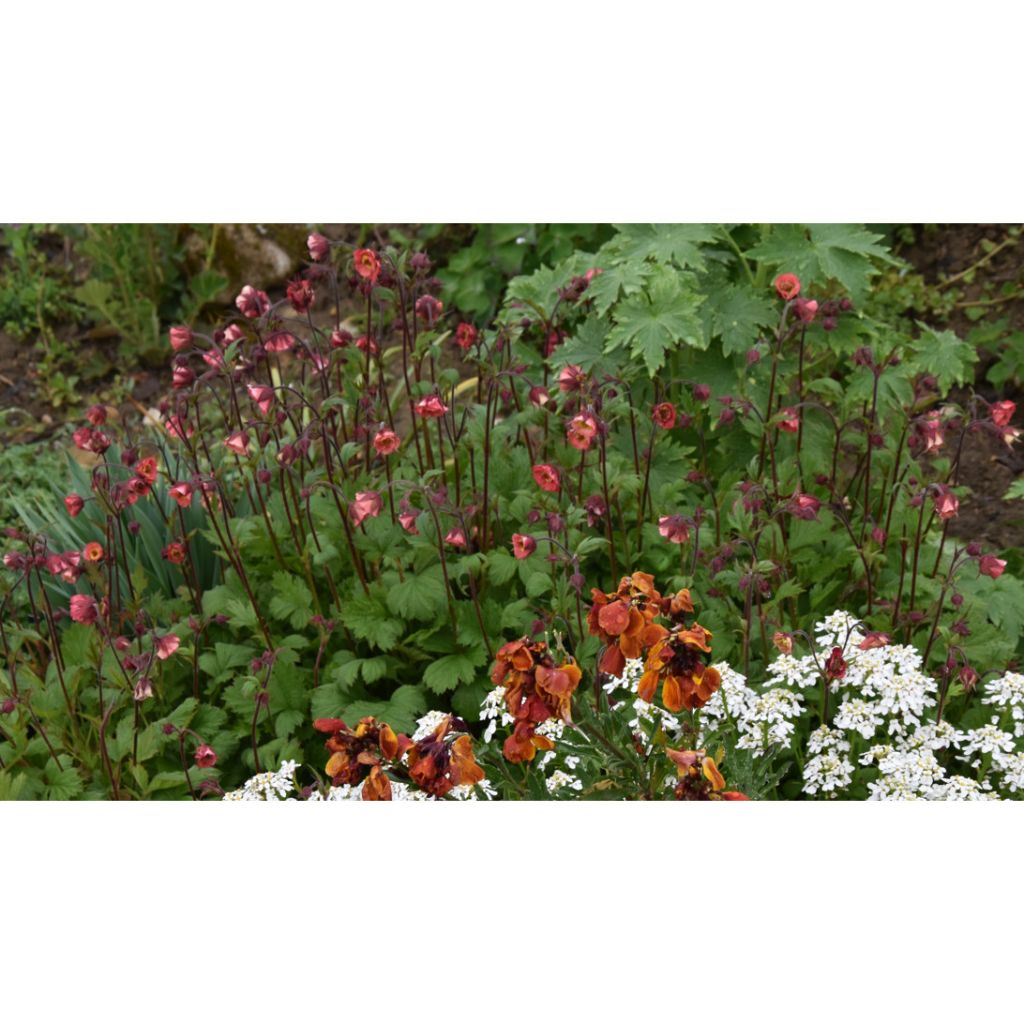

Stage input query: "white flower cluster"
[
  {"left": 700, "top": 611, "right": 1024, "bottom": 801},
  {"left": 223, "top": 760, "right": 301, "bottom": 801}
]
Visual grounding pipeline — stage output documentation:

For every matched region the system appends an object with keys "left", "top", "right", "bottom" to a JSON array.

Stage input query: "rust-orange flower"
[
  {"left": 491, "top": 637, "right": 582, "bottom": 763},
  {"left": 406, "top": 715, "right": 485, "bottom": 798},
  {"left": 667, "top": 748, "right": 746, "bottom": 800},
  {"left": 314, "top": 716, "right": 410, "bottom": 791},
  {"left": 586, "top": 572, "right": 668, "bottom": 676},
  {"left": 639, "top": 624, "right": 721, "bottom": 712}
]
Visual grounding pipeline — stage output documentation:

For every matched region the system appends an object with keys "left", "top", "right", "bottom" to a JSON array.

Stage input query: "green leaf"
[
  {"left": 607, "top": 266, "right": 705, "bottom": 375},
  {"left": 268, "top": 572, "right": 314, "bottom": 630},
  {"left": 745, "top": 224, "right": 897, "bottom": 303},
  {"left": 340, "top": 594, "right": 403, "bottom": 652},
  {"left": 42, "top": 761, "right": 84, "bottom": 800},
  {"left": 1004, "top": 480, "right": 1024, "bottom": 501},
  {"left": 423, "top": 651, "right": 487, "bottom": 694},
  {"left": 585, "top": 259, "right": 651, "bottom": 316},
  {"left": 610, "top": 224, "right": 716, "bottom": 270},
  {"left": 386, "top": 569, "right": 448, "bottom": 621},
  {"left": 487, "top": 548, "right": 520, "bottom": 586},
  {"left": 707, "top": 284, "right": 776, "bottom": 357},
  {"left": 906, "top": 324, "right": 978, "bottom": 394}
]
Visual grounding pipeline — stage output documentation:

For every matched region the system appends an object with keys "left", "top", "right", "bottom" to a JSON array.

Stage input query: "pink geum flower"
[
  {"left": 992, "top": 400, "right": 1016, "bottom": 427},
  {"left": 64, "top": 494, "right": 85, "bottom": 518},
  {"left": 355, "top": 334, "right": 379, "bottom": 356},
  {"left": 86, "top": 404, "right": 107, "bottom": 426},
  {"left": 793, "top": 298, "right": 818, "bottom": 323},
  {"left": 353, "top": 248, "right": 381, "bottom": 283},
  {"left": 512, "top": 534, "right": 537, "bottom": 559},
  {"left": 202, "top": 348, "right": 225, "bottom": 369},
  {"left": 133, "top": 678, "right": 154, "bottom": 702},
  {"left": 135, "top": 457, "right": 159, "bottom": 484},
  {"left": 247, "top": 384, "right": 275, "bottom": 416},
  {"left": 932, "top": 485, "right": 959, "bottom": 521},
  {"left": 398, "top": 511, "right": 420, "bottom": 535},
  {"left": 172, "top": 364, "right": 195, "bottom": 389},
  {"left": 414, "top": 394, "right": 449, "bottom": 419},
  {"left": 858, "top": 632, "right": 891, "bottom": 650},
  {"left": 154, "top": 634, "right": 181, "bottom": 660},
  {"left": 163, "top": 542, "right": 187, "bottom": 564},
  {"left": 194, "top": 744, "right": 218, "bottom": 769},
  {"left": 454, "top": 323, "right": 478, "bottom": 350},
  {"left": 529, "top": 385, "right": 551, "bottom": 407},
  {"left": 788, "top": 493, "right": 821, "bottom": 520},
  {"left": 350, "top": 491, "right": 383, "bottom": 528},
  {"left": 444, "top": 527, "right": 468, "bottom": 549},
  {"left": 373, "top": 428, "right": 401, "bottom": 456},
  {"left": 83, "top": 542, "right": 104, "bottom": 563},
  {"left": 69, "top": 594, "right": 98, "bottom": 625},
  {"left": 566, "top": 412, "right": 599, "bottom": 451},
  {"left": 263, "top": 331, "right": 296, "bottom": 353},
  {"left": 532, "top": 463, "right": 561, "bottom": 493},
  {"left": 778, "top": 407, "right": 800, "bottom": 433},
  {"left": 652, "top": 402, "right": 677, "bottom": 429},
  {"left": 557, "top": 364, "right": 586, "bottom": 394},
  {"left": 415, "top": 295, "right": 444, "bottom": 327},
  {"left": 235, "top": 284, "right": 271, "bottom": 319},
  {"left": 773, "top": 273, "right": 801, "bottom": 301},
  {"left": 224, "top": 431, "right": 251, "bottom": 457},
  {"left": 658, "top": 515, "right": 690, "bottom": 544},
  {"left": 307, "top": 232, "right": 330, "bottom": 262},
  {"left": 165, "top": 415, "right": 193, "bottom": 441},
  {"left": 979, "top": 554, "right": 1007, "bottom": 579},
  {"left": 169, "top": 325, "right": 193, "bottom": 352},
  {"left": 915, "top": 412, "right": 945, "bottom": 454},
  {"left": 286, "top": 277, "right": 315, "bottom": 313},
  {"left": 167, "top": 483, "right": 193, "bottom": 507}
]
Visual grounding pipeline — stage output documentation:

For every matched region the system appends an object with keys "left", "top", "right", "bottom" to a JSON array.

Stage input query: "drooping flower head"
[
  {"left": 491, "top": 638, "right": 582, "bottom": 762},
  {"left": 350, "top": 490, "right": 383, "bottom": 528},
  {"left": 235, "top": 285, "right": 270, "bottom": 319},
  {"left": 353, "top": 248, "right": 381, "bottom": 284},
  {"left": 652, "top": 402, "right": 677, "bottom": 429},
  {"left": 587, "top": 572, "right": 668, "bottom": 677},
  {"left": 531, "top": 463, "right": 561, "bottom": 493},
  {"left": 414, "top": 394, "right": 449, "bottom": 419},
  {"left": 774, "top": 273, "right": 801, "bottom": 301},
  {"left": 406, "top": 715, "right": 485, "bottom": 798},
  {"left": 566, "top": 412, "right": 599, "bottom": 451}
]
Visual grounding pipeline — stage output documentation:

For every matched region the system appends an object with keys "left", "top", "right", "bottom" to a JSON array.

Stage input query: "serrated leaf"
[
  {"left": 268, "top": 572, "right": 314, "bottom": 630},
  {"left": 586, "top": 259, "right": 652, "bottom": 316},
  {"left": 906, "top": 324, "right": 978, "bottom": 394},
  {"left": 386, "top": 570, "right": 448, "bottom": 621},
  {"left": 708, "top": 284, "right": 776, "bottom": 357},
  {"left": 340, "top": 594, "right": 403, "bottom": 652},
  {"left": 607, "top": 267, "right": 705, "bottom": 376},
  {"left": 610, "top": 224, "right": 716, "bottom": 270},
  {"left": 423, "top": 652, "right": 486, "bottom": 694}
]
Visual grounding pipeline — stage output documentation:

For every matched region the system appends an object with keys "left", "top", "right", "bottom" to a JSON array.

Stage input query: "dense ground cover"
[{"left": 1, "top": 223, "right": 1023, "bottom": 799}]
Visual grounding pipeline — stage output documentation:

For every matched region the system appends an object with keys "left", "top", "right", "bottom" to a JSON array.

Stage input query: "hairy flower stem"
[
  {"left": 907, "top": 500, "right": 927, "bottom": 632},
  {"left": 598, "top": 435, "right": 619, "bottom": 578}
]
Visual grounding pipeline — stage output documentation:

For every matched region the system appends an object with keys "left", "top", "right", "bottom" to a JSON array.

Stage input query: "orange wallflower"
[
  {"left": 406, "top": 716, "right": 485, "bottom": 798},
  {"left": 667, "top": 748, "right": 747, "bottom": 800},
  {"left": 587, "top": 572, "right": 668, "bottom": 676},
  {"left": 314, "top": 716, "right": 411, "bottom": 789},
  {"left": 639, "top": 625, "right": 721, "bottom": 712}
]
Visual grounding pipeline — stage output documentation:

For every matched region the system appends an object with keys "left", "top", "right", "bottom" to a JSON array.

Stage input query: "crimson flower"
[
  {"left": 512, "top": 534, "right": 536, "bottom": 559},
  {"left": 557, "top": 364, "right": 586, "bottom": 393},
  {"left": 70, "top": 594, "right": 98, "bottom": 625},
  {"left": 154, "top": 634, "right": 181, "bottom": 660},
  {"left": 353, "top": 248, "right": 381, "bottom": 283},
  {"left": 64, "top": 494, "right": 85, "bottom": 517},
  {"left": 83, "top": 542, "right": 104, "bottom": 563},
  {"left": 224, "top": 431, "right": 251, "bottom": 457},
  {"left": 373, "top": 428, "right": 401, "bottom": 455},
  {"left": 454, "top": 322, "right": 478, "bottom": 350},
  {"left": 793, "top": 298, "right": 818, "bottom": 323},
  {"left": 773, "top": 273, "right": 801, "bottom": 301},
  {"left": 350, "top": 491, "right": 383, "bottom": 528},
  {"left": 778, "top": 407, "right": 800, "bottom": 433},
  {"left": 652, "top": 402, "right": 677, "bottom": 429},
  {"left": 163, "top": 542, "right": 187, "bottom": 564},
  {"left": 307, "top": 232, "right": 330, "bottom": 261},
  {"left": 979, "top": 554, "right": 1007, "bottom": 579},
  {"left": 658, "top": 515, "right": 690, "bottom": 545},
  {"left": 247, "top": 384, "right": 275, "bottom": 416},
  {"left": 566, "top": 412, "right": 599, "bottom": 451},
  {"left": 286, "top": 277, "right": 315, "bottom": 313},
  {"left": 194, "top": 744, "right": 218, "bottom": 768},
  {"left": 235, "top": 285, "right": 270, "bottom": 319},
  {"left": 414, "top": 394, "right": 448, "bottom": 418},
  {"left": 933, "top": 486, "right": 959, "bottom": 521},
  {"left": 992, "top": 400, "right": 1016, "bottom": 427},
  {"left": 788, "top": 493, "right": 821, "bottom": 520},
  {"left": 169, "top": 326, "right": 193, "bottom": 351},
  {"left": 532, "top": 463, "right": 561, "bottom": 493},
  {"left": 169, "top": 482, "right": 194, "bottom": 508}
]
